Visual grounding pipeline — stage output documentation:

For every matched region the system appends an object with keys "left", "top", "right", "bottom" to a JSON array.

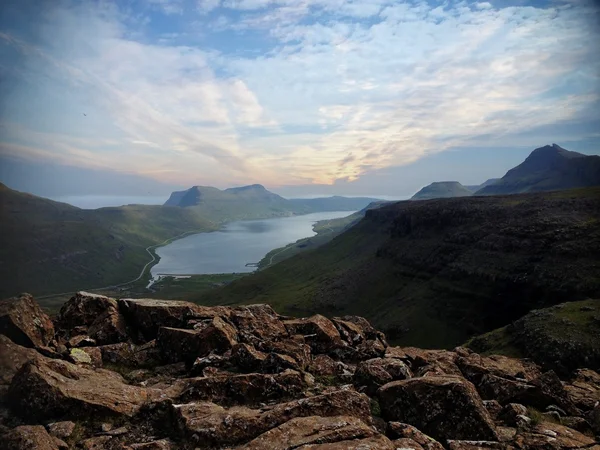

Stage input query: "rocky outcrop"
[
  {"left": 1, "top": 292, "right": 599, "bottom": 449},
  {"left": 0, "top": 293, "right": 54, "bottom": 348}
]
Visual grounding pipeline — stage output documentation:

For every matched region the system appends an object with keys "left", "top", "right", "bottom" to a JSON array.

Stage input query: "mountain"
[
  {"left": 477, "top": 144, "right": 600, "bottom": 195},
  {"left": 411, "top": 181, "right": 473, "bottom": 200},
  {"left": 0, "top": 184, "right": 216, "bottom": 298},
  {"left": 465, "top": 178, "right": 500, "bottom": 192},
  {"left": 165, "top": 184, "right": 381, "bottom": 221},
  {"left": 197, "top": 187, "right": 600, "bottom": 349}
]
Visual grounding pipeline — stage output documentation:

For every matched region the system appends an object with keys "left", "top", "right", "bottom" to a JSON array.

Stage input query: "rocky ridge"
[{"left": 1, "top": 292, "right": 599, "bottom": 449}]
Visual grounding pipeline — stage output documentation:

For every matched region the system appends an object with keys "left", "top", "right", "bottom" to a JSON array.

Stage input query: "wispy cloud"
[{"left": 0, "top": 0, "right": 598, "bottom": 189}]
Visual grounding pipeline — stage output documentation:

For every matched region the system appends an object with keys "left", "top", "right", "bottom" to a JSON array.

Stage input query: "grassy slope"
[
  {"left": 0, "top": 185, "right": 217, "bottom": 298},
  {"left": 467, "top": 299, "right": 600, "bottom": 374},
  {"left": 197, "top": 188, "right": 600, "bottom": 348}
]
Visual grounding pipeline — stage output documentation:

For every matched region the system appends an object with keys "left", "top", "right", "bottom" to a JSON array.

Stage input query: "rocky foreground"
[{"left": 1, "top": 293, "right": 599, "bottom": 449}]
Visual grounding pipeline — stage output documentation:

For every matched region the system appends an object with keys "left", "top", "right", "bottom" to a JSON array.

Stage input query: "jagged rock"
[
  {"left": 57, "top": 292, "right": 128, "bottom": 345},
  {"left": 300, "top": 434, "right": 397, "bottom": 449},
  {"left": 499, "top": 403, "right": 528, "bottom": 426},
  {"left": 67, "top": 335, "right": 96, "bottom": 348},
  {"left": 456, "top": 353, "right": 542, "bottom": 384},
  {"left": 177, "top": 370, "right": 304, "bottom": 405},
  {"left": 231, "top": 343, "right": 267, "bottom": 371},
  {"left": 69, "top": 347, "right": 93, "bottom": 364},
  {"left": 173, "top": 390, "right": 372, "bottom": 446},
  {"left": 241, "top": 415, "right": 376, "bottom": 449},
  {"left": 258, "top": 339, "right": 311, "bottom": 370},
  {"left": 230, "top": 304, "right": 288, "bottom": 344},
  {"left": 3, "top": 425, "right": 60, "bottom": 449},
  {"left": 118, "top": 298, "right": 226, "bottom": 341},
  {"left": 592, "top": 403, "right": 600, "bottom": 435},
  {"left": 386, "top": 422, "right": 445, "bottom": 450},
  {"left": 98, "top": 341, "right": 160, "bottom": 368},
  {"left": 8, "top": 358, "right": 151, "bottom": 421},
  {"left": 261, "top": 352, "right": 301, "bottom": 373},
  {"left": 80, "top": 435, "right": 114, "bottom": 449},
  {"left": 0, "top": 334, "right": 45, "bottom": 384},
  {"left": 0, "top": 293, "right": 54, "bottom": 348},
  {"left": 283, "top": 315, "right": 343, "bottom": 354},
  {"left": 565, "top": 369, "right": 600, "bottom": 410},
  {"left": 308, "top": 354, "right": 352, "bottom": 378},
  {"left": 401, "top": 347, "right": 463, "bottom": 377},
  {"left": 46, "top": 421, "right": 76, "bottom": 439},
  {"left": 561, "top": 416, "right": 592, "bottom": 433},
  {"left": 157, "top": 318, "right": 237, "bottom": 365},
  {"left": 378, "top": 376, "right": 498, "bottom": 442},
  {"left": 353, "top": 357, "right": 412, "bottom": 395},
  {"left": 190, "top": 353, "right": 228, "bottom": 376}
]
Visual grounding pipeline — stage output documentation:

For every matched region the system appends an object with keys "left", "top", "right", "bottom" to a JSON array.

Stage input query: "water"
[
  {"left": 49, "top": 195, "right": 169, "bottom": 209},
  {"left": 150, "top": 211, "right": 355, "bottom": 277}
]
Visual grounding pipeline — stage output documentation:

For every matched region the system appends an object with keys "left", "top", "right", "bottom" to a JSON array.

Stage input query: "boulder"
[
  {"left": 391, "top": 438, "right": 425, "bottom": 449},
  {"left": 231, "top": 343, "right": 267, "bottom": 371},
  {"left": 514, "top": 422, "right": 598, "bottom": 449},
  {"left": 99, "top": 341, "right": 160, "bottom": 368},
  {"left": 128, "top": 440, "right": 174, "bottom": 449},
  {"left": 230, "top": 304, "right": 288, "bottom": 344},
  {"left": 378, "top": 376, "right": 498, "bottom": 442},
  {"left": 118, "top": 298, "right": 224, "bottom": 341},
  {"left": 241, "top": 415, "right": 376, "bottom": 449},
  {"left": 447, "top": 441, "right": 514, "bottom": 449},
  {"left": 483, "top": 400, "right": 503, "bottom": 420},
  {"left": 177, "top": 370, "right": 304, "bottom": 405},
  {"left": 283, "top": 315, "right": 343, "bottom": 354},
  {"left": 8, "top": 358, "right": 151, "bottom": 421},
  {"left": 261, "top": 352, "right": 301, "bottom": 373},
  {"left": 499, "top": 403, "right": 528, "bottom": 426},
  {"left": 386, "top": 422, "right": 445, "bottom": 450},
  {"left": 0, "top": 334, "right": 45, "bottom": 384},
  {"left": 401, "top": 347, "right": 463, "bottom": 377},
  {"left": 258, "top": 339, "right": 311, "bottom": 370},
  {"left": 3, "top": 425, "right": 60, "bottom": 450},
  {"left": 56, "top": 292, "right": 127, "bottom": 345},
  {"left": 297, "top": 434, "right": 396, "bottom": 449},
  {"left": 353, "top": 357, "right": 412, "bottom": 396},
  {"left": 308, "top": 354, "right": 352, "bottom": 378},
  {"left": 0, "top": 293, "right": 54, "bottom": 348}
]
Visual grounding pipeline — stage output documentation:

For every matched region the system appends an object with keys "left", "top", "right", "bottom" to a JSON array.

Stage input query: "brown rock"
[
  {"left": 387, "top": 422, "right": 445, "bottom": 450},
  {"left": 0, "top": 334, "right": 45, "bottom": 384},
  {"left": 0, "top": 293, "right": 54, "bottom": 348},
  {"left": 258, "top": 339, "right": 311, "bottom": 370},
  {"left": 483, "top": 400, "right": 503, "bottom": 420},
  {"left": 402, "top": 347, "right": 463, "bottom": 377},
  {"left": 390, "top": 438, "right": 425, "bottom": 449},
  {"left": 514, "top": 422, "right": 597, "bottom": 449},
  {"left": 177, "top": 370, "right": 304, "bottom": 405},
  {"left": 67, "top": 335, "right": 96, "bottom": 348},
  {"left": 81, "top": 436, "right": 114, "bottom": 449},
  {"left": 8, "top": 358, "right": 150, "bottom": 421},
  {"left": 118, "top": 298, "right": 225, "bottom": 341},
  {"left": 499, "top": 403, "right": 528, "bottom": 426},
  {"left": 354, "top": 357, "right": 412, "bottom": 396},
  {"left": 456, "top": 353, "right": 542, "bottom": 385},
  {"left": 308, "top": 355, "right": 351, "bottom": 377},
  {"left": 3, "top": 425, "right": 60, "bottom": 450},
  {"left": 128, "top": 440, "right": 174, "bottom": 449},
  {"left": 565, "top": 370, "right": 600, "bottom": 411},
  {"left": 298, "top": 434, "right": 396, "bottom": 449},
  {"left": 241, "top": 415, "right": 376, "bottom": 449},
  {"left": 46, "top": 421, "right": 76, "bottom": 439},
  {"left": 231, "top": 343, "right": 267, "bottom": 371},
  {"left": 230, "top": 304, "right": 288, "bottom": 344},
  {"left": 57, "top": 292, "right": 128, "bottom": 345},
  {"left": 99, "top": 341, "right": 160, "bottom": 368},
  {"left": 447, "top": 441, "right": 515, "bottom": 449},
  {"left": 378, "top": 376, "right": 497, "bottom": 442},
  {"left": 262, "top": 352, "right": 301, "bottom": 373},
  {"left": 283, "top": 315, "right": 343, "bottom": 354},
  {"left": 80, "top": 346, "right": 103, "bottom": 366},
  {"left": 156, "top": 327, "right": 203, "bottom": 365}
]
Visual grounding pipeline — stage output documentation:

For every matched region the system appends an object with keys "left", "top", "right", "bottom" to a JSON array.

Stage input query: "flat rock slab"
[
  {"left": 3, "top": 425, "right": 60, "bottom": 450},
  {"left": 8, "top": 358, "right": 151, "bottom": 421},
  {"left": 240, "top": 415, "right": 376, "bottom": 450},
  {"left": 0, "top": 334, "right": 46, "bottom": 384}
]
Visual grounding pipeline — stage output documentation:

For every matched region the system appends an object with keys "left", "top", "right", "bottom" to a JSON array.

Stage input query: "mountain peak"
[{"left": 527, "top": 144, "right": 585, "bottom": 161}]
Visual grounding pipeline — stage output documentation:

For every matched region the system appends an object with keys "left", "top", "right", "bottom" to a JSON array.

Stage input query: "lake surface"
[{"left": 150, "top": 211, "right": 355, "bottom": 277}]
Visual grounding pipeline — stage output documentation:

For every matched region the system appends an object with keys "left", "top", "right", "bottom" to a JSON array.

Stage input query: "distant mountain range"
[
  {"left": 411, "top": 144, "right": 600, "bottom": 200},
  {"left": 164, "top": 184, "right": 381, "bottom": 222}
]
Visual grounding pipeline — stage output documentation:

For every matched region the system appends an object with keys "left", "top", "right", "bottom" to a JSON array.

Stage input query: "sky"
[{"left": 0, "top": 0, "right": 599, "bottom": 200}]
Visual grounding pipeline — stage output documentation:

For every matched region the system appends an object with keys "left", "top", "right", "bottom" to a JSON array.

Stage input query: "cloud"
[{"left": 0, "top": 0, "right": 598, "bottom": 190}]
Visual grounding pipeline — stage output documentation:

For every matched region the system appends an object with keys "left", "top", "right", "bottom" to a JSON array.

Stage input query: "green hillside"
[
  {"left": 0, "top": 184, "right": 217, "bottom": 298},
  {"left": 411, "top": 181, "right": 473, "bottom": 200},
  {"left": 197, "top": 188, "right": 600, "bottom": 349},
  {"left": 467, "top": 298, "right": 600, "bottom": 375}
]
